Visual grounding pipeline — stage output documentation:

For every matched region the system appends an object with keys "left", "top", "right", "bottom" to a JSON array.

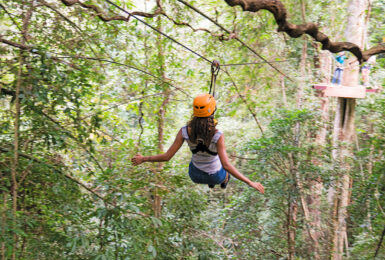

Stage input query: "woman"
[{"left": 131, "top": 94, "right": 264, "bottom": 194}]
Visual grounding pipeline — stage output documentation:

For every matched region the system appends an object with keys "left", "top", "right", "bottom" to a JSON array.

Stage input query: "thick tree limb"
[
  {"left": 364, "top": 44, "right": 385, "bottom": 61},
  {"left": 223, "top": 0, "right": 385, "bottom": 62},
  {"left": 56, "top": 0, "right": 385, "bottom": 62},
  {"left": 60, "top": 0, "right": 163, "bottom": 21},
  {"left": 60, "top": 0, "right": 230, "bottom": 41},
  {"left": 176, "top": 0, "right": 292, "bottom": 80}
]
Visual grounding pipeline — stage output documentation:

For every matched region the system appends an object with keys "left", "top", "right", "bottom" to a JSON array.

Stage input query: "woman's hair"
[{"left": 188, "top": 116, "right": 216, "bottom": 147}]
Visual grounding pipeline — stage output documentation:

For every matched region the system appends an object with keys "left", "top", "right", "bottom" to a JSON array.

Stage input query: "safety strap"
[
  {"left": 209, "top": 60, "right": 220, "bottom": 97},
  {"left": 191, "top": 131, "right": 222, "bottom": 155},
  {"left": 192, "top": 141, "right": 218, "bottom": 155},
  {"left": 182, "top": 126, "right": 222, "bottom": 155}
]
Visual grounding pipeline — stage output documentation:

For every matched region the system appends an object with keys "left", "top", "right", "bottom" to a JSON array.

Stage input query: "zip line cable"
[
  {"left": 79, "top": 93, "right": 164, "bottom": 120},
  {"left": 176, "top": 0, "right": 228, "bottom": 33},
  {"left": 56, "top": 55, "right": 191, "bottom": 97},
  {"left": 103, "top": 0, "right": 212, "bottom": 64},
  {"left": 54, "top": 55, "right": 190, "bottom": 123},
  {"left": 222, "top": 59, "right": 296, "bottom": 67},
  {"left": 103, "top": 0, "right": 297, "bottom": 84},
  {"left": 103, "top": 0, "right": 294, "bottom": 79},
  {"left": 175, "top": 0, "right": 293, "bottom": 81}
]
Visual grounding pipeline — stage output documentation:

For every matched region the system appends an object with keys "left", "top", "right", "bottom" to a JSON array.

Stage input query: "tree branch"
[
  {"left": 0, "top": 3, "right": 25, "bottom": 39},
  {"left": 0, "top": 37, "right": 31, "bottom": 50},
  {"left": 56, "top": 0, "right": 385, "bottom": 62},
  {"left": 160, "top": 12, "right": 230, "bottom": 40},
  {"left": 60, "top": 0, "right": 232, "bottom": 41},
  {"left": 0, "top": 37, "right": 80, "bottom": 70},
  {"left": 59, "top": 0, "right": 163, "bottom": 21},
  {"left": 223, "top": 0, "right": 385, "bottom": 62},
  {"left": 375, "top": 225, "right": 385, "bottom": 257}
]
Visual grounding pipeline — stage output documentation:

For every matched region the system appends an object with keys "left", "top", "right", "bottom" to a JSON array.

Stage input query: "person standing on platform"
[
  {"left": 361, "top": 63, "right": 371, "bottom": 86},
  {"left": 332, "top": 52, "right": 347, "bottom": 85}
]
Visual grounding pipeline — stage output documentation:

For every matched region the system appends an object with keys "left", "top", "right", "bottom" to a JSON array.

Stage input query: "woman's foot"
[
  {"left": 208, "top": 184, "right": 215, "bottom": 189},
  {"left": 221, "top": 172, "right": 230, "bottom": 189}
]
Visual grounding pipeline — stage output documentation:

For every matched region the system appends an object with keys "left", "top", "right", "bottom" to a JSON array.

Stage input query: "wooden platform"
[
  {"left": 312, "top": 84, "right": 380, "bottom": 98},
  {"left": 366, "top": 88, "right": 380, "bottom": 93}
]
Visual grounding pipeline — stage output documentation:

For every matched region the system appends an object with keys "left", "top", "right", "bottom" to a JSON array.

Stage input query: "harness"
[
  {"left": 190, "top": 60, "right": 220, "bottom": 156},
  {"left": 209, "top": 60, "right": 220, "bottom": 97},
  {"left": 191, "top": 140, "right": 218, "bottom": 156}
]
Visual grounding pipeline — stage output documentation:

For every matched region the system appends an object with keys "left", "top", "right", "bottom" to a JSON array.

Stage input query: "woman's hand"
[
  {"left": 249, "top": 182, "right": 265, "bottom": 194},
  {"left": 131, "top": 154, "right": 144, "bottom": 166}
]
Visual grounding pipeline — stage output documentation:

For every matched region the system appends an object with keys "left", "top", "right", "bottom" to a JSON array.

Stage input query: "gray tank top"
[{"left": 181, "top": 126, "right": 223, "bottom": 174}]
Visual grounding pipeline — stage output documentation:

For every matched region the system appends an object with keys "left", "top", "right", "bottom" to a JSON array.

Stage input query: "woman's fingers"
[
  {"left": 131, "top": 154, "right": 142, "bottom": 166},
  {"left": 250, "top": 182, "right": 265, "bottom": 194},
  {"left": 132, "top": 158, "right": 138, "bottom": 165},
  {"left": 131, "top": 156, "right": 137, "bottom": 165},
  {"left": 257, "top": 183, "right": 265, "bottom": 194}
]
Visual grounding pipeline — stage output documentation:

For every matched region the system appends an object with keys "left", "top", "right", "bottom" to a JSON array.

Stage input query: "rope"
[
  {"left": 209, "top": 60, "right": 220, "bottom": 96},
  {"left": 175, "top": 0, "right": 294, "bottom": 82}
]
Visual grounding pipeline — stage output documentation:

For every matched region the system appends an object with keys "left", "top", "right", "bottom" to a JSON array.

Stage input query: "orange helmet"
[{"left": 193, "top": 94, "right": 216, "bottom": 117}]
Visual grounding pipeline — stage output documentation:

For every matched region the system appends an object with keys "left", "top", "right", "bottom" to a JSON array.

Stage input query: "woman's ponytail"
[{"left": 188, "top": 116, "right": 216, "bottom": 147}]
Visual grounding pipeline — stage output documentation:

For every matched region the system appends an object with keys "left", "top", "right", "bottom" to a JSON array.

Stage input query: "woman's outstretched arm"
[
  {"left": 131, "top": 129, "right": 184, "bottom": 166},
  {"left": 217, "top": 134, "right": 264, "bottom": 194}
]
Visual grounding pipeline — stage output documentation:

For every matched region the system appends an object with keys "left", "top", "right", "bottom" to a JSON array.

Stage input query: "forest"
[{"left": 1, "top": 0, "right": 385, "bottom": 259}]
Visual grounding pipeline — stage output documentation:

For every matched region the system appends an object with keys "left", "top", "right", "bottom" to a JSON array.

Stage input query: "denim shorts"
[{"left": 188, "top": 161, "right": 227, "bottom": 185}]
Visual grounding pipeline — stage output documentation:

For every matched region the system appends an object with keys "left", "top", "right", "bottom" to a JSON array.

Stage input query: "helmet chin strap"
[{"left": 209, "top": 60, "right": 220, "bottom": 97}]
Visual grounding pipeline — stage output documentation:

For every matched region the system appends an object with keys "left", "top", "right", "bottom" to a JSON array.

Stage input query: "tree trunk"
[
  {"left": 306, "top": 49, "right": 332, "bottom": 258},
  {"left": 10, "top": 4, "right": 33, "bottom": 258},
  {"left": 331, "top": 1, "right": 368, "bottom": 258},
  {"left": 153, "top": 16, "right": 170, "bottom": 218},
  {"left": 289, "top": 34, "right": 305, "bottom": 255},
  {"left": 287, "top": 193, "right": 297, "bottom": 260},
  {"left": 11, "top": 40, "right": 25, "bottom": 260},
  {"left": 365, "top": 126, "right": 374, "bottom": 231},
  {"left": 297, "top": 38, "right": 306, "bottom": 108},
  {"left": 294, "top": 31, "right": 322, "bottom": 258}
]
